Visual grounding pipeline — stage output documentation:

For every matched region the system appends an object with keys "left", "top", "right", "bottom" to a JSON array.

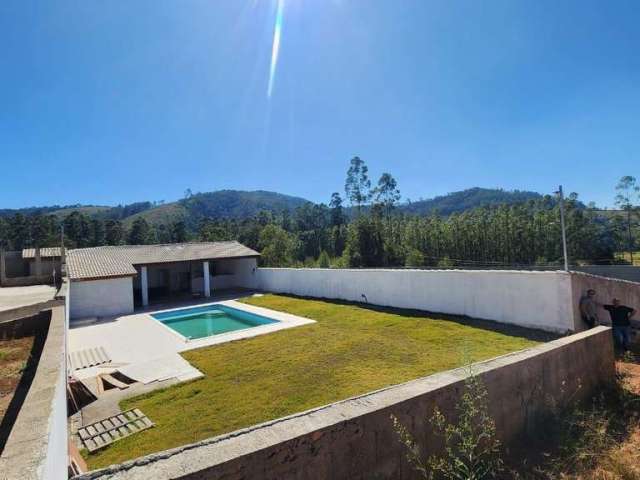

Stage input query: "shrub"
[{"left": 392, "top": 370, "right": 503, "bottom": 479}]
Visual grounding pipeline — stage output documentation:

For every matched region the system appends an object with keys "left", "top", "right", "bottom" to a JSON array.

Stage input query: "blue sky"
[{"left": 1, "top": 0, "right": 638, "bottom": 209}]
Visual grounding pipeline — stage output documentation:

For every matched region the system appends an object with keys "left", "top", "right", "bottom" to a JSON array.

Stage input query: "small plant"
[
  {"left": 392, "top": 370, "right": 503, "bottom": 479},
  {"left": 317, "top": 250, "right": 331, "bottom": 268}
]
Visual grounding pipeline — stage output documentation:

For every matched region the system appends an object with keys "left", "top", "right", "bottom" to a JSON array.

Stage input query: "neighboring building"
[
  {"left": 0, "top": 247, "right": 62, "bottom": 287},
  {"left": 67, "top": 241, "right": 259, "bottom": 320},
  {"left": 22, "top": 247, "right": 63, "bottom": 277}
]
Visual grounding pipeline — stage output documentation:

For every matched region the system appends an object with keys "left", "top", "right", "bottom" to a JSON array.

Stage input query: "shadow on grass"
[{"left": 250, "top": 293, "right": 559, "bottom": 343}]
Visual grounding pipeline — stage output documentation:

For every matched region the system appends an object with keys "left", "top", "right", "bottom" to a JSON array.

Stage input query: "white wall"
[
  {"left": 251, "top": 269, "right": 576, "bottom": 333},
  {"left": 190, "top": 258, "right": 257, "bottom": 293},
  {"left": 70, "top": 277, "right": 134, "bottom": 320},
  {"left": 570, "top": 272, "right": 640, "bottom": 336}
]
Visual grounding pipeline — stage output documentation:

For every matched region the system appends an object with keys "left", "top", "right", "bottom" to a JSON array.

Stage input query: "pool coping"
[{"left": 146, "top": 299, "right": 316, "bottom": 353}]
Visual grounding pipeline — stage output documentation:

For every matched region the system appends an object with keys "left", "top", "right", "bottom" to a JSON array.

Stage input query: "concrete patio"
[{"left": 0, "top": 285, "right": 57, "bottom": 313}]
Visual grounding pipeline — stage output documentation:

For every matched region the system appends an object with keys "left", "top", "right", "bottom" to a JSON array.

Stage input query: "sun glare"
[{"left": 267, "top": 0, "right": 284, "bottom": 98}]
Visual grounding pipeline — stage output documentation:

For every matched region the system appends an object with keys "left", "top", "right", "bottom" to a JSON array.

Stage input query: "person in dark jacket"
[
  {"left": 603, "top": 298, "right": 636, "bottom": 351},
  {"left": 579, "top": 289, "right": 599, "bottom": 328}
]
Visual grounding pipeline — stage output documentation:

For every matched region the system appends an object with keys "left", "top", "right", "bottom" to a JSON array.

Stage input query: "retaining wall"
[
  {"left": 0, "top": 304, "right": 68, "bottom": 480},
  {"left": 79, "top": 327, "right": 614, "bottom": 480},
  {"left": 249, "top": 268, "right": 576, "bottom": 333}
]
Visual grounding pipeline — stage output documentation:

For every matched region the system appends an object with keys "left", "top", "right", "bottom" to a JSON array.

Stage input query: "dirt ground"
[{"left": 0, "top": 335, "right": 36, "bottom": 421}]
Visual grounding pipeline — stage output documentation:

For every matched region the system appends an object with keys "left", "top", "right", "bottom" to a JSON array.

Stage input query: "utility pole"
[{"left": 556, "top": 185, "right": 569, "bottom": 272}]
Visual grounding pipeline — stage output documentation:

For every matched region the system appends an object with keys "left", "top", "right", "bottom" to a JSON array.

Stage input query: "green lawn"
[{"left": 85, "top": 294, "right": 550, "bottom": 469}]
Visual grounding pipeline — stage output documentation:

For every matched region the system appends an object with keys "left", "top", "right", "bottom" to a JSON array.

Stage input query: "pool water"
[{"left": 152, "top": 305, "right": 277, "bottom": 340}]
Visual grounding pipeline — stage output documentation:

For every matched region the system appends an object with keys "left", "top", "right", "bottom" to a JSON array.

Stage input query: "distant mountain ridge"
[
  {"left": 400, "top": 187, "right": 542, "bottom": 216},
  {"left": 0, "top": 187, "right": 545, "bottom": 225}
]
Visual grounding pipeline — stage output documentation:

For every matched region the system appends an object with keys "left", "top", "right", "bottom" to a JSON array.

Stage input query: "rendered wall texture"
[
  {"left": 0, "top": 306, "right": 68, "bottom": 480},
  {"left": 69, "top": 277, "right": 134, "bottom": 320},
  {"left": 571, "top": 271, "right": 640, "bottom": 338},
  {"left": 252, "top": 268, "right": 576, "bottom": 333}
]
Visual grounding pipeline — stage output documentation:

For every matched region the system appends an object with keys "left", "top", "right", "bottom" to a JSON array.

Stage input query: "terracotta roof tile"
[
  {"left": 67, "top": 241, "right": 259, "bottom": 281},
  {"left": 22, "top": 247, "right": 62, "bottom": 258}
]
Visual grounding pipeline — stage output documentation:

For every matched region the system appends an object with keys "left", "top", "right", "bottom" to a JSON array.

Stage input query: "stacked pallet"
[{"left": 78, "top": 408, "right": 154, "bottom": 452}]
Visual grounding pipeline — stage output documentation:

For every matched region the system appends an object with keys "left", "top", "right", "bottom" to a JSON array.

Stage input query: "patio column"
[
  {"left": 141, "top": 266, "right": 149, "bottom": 307},
  {"left": 203, "top": 261, "right": 211, "bottom": 297}
]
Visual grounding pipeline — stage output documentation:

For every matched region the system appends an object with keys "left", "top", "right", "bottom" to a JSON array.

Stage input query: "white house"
[{"left": 67, "top": 241, "right": 259, "bottom": 320}]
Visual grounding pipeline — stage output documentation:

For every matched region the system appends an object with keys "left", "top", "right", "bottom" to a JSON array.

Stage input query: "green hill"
[
  {"left": 400, "top": 187, "right": 542, "bottom": 215},
  {"left": 123, "top": 190, "right": 310, "bottom": 228},
  {"left": 1, "top": 188, "right": 551, "bottom": 228}
]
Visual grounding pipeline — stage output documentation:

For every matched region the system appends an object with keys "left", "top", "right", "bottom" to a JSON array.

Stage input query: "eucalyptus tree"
[
  {"left": 614, "top": 175, "right": 639, "bottom": 263},
  {"left": 345, "top": 156, "right": 371, "bottom": 214},
  {"left": 373, "top": 173, "right": 401, "bottom": 219},
  {"left": 329, "top": 192, "right": 345, "bottom": 227},
  {"left": 105, "top": 219, "right": 124, "bottom": 246}
]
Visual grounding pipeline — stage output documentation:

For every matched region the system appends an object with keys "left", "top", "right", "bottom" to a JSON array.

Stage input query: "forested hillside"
[
  {"left": 1, "top": 159, "right": 637, "bottom": 269},
  {"left": 402, "top": 187, "right": 542, "bottom": 215}
]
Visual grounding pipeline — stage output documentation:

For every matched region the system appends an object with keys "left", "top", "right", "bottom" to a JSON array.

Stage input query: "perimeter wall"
[
  {"left": 79, "top": 327, "right": 615, "bottom": 480},
  {"left": 248, "top": 268, "right": 577, "bottom": 333}
]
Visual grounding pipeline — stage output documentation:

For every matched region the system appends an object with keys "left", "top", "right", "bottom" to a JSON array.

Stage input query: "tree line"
[{"left": 0, "top": 158, "right": 637, "bottom": 268}]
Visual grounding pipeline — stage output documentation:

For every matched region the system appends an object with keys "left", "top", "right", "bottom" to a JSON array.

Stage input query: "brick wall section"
[{"left": 80, "top": 327, "right": 614, "bottom": 480}]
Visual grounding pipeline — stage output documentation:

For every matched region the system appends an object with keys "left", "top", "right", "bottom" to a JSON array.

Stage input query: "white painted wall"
[
  {"left": 188, "top": 258, "right": 259, "bottom": 294},
  {"left": 251, "top": 269, "right": 576, "bottom": 333},
  {"left": 69, "top": 277, "right": 134, "bottom": 320}
]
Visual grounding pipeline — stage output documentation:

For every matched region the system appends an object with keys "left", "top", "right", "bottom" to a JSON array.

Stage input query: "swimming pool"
[{"left": 152, "top": 304, "right": 278, "bottom": 340}]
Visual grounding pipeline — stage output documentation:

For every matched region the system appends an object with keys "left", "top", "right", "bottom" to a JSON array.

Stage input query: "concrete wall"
[
  {"left": 28, "top": 259, "right": 60, "bottom": 278},
  {"left": 250, "top": 268, "right": 575, "bottom": 333},
  {"left": 79, "top": 327, "right": 614, "bottom": 480},
  {"left": 1, "top": 250, "right": 29, "bottom": 278},
  {"left": 0, "top": 305, "right": 68, "bottom": 480},
  {"left": 187, "top": 258, "right": 257, "bottom": 294},
  {"left": 570, "top": 271, "right": 640, "bottom": 340},
  {"left": 69, "top": 277, "right": 134, "bottom": 320}
]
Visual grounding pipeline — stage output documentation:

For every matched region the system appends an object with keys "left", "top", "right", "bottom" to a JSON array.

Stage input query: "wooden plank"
[
  {"left": 100, "top": 373, "right": 129, "bottom": 390},
  {"left": 140, "top": 417, "right": 154, "bottom": 428},
  {"left": 79, "top": 409, "right": 154, "bottom": 453}
]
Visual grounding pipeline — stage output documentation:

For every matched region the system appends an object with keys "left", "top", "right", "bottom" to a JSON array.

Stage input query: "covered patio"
[{"left": 67, "top": 241, "right": 259, "bottom": 320}]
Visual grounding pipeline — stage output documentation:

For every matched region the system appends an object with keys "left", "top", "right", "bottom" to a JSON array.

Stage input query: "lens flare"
[{"left": 267, "top": 0, "right": 284, "bottom": 97}]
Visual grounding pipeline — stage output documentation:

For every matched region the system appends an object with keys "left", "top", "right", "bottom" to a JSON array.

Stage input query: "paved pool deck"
[{"left": 68, "top": 297, "right": 315, "bottom": 385}]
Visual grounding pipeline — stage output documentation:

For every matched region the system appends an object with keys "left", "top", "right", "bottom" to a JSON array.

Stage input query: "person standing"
[
  {"left": 579, "top": 289, "right": 599, "bottom": 328},
  {"left": 603, "top": 298, "right": 636, "bottom": 351}
]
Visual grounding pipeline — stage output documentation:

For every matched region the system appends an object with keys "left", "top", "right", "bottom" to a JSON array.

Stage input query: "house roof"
[
  {"left": 66, "top": 241, "right": 260, "bottom": 281},
  {"left": 22, "top": 247, "right": 62, "bottom": 259}
]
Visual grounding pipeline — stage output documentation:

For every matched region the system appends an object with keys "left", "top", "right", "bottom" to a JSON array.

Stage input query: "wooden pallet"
[{"left": 78, "top": 408, "right": 154, "bottom": 452}]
